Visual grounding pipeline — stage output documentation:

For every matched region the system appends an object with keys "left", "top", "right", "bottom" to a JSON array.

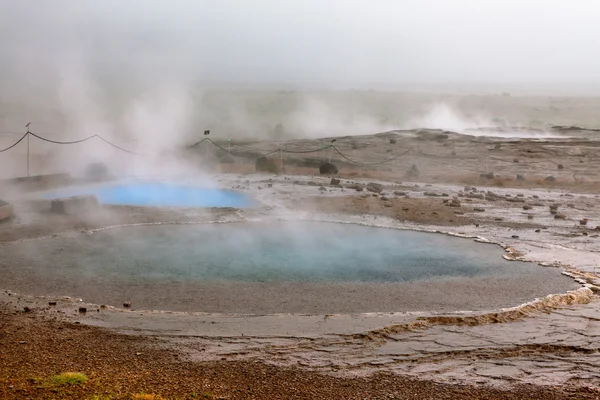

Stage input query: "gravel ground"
[{"left": 1, "top": 304, "right": 597, "bottom": 400}]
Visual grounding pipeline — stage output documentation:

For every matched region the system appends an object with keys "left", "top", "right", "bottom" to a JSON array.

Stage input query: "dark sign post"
[{"left": 204, "top": 129, "right": 210, "bottom": 159}]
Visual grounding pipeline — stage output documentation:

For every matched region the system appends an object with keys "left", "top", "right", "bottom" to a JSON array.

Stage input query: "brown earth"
[{"left": 1, "top": 304, "right": 597, "bottom": 400}]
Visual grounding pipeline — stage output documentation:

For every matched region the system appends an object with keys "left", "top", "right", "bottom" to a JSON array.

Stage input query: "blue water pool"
[{"left": 44, "top": 182, "right": 254, "bottom": 208}]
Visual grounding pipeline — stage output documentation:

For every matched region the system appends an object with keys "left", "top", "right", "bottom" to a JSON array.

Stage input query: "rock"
[
  {"left": 557, "top": 164, "right": 564, "bottom": 170},
  {"left": 544, "top": 176, "right": 556, "bottom": 182},
  {"left": 85, "top": 162, "right": 109, "bottom": 181},
  {"left": 51, "top": 195, "right": 99, "bottom": 215},
  {"left": 48, "top": 301, "right": 57, "bottom": 306},
  {"left": 366, "top": 182, "right": 383, "bottom": 193},
  {"left": 123, "top": 302, "right": 131, "bottom": 308},
  {"left": 393, "top": 191, "right": 406, "bottom": 196},
  {"left": 480, "top": 172, "right": 495, "bottom": 180},
  {"left": 533, "top": 195, "right": 539, "bottom": 199},
  {"left": 513, "top": 159, "right": 520, "bottom": 163},
  {"left": 78, "top": 307, "right": 87, "bottom": 313},
  {"left": 473, "top": 207, "right": 485, "bottom": 212},
  {"left": 511, "top": 235, "right": 520, "bottom": 239},
  {"left": 535, "top": 229, "right": 541, "bottom": 232},
  {"left": 267, "top": 183, "right": 272, "bottom": 188},
  {"left": 389, "top": 138, "right": 397, "bottom": 144},
  {"left": 307, "top": 181, "right": 318, "bottom": 186},
  {"left": 381, "top": 196, "right": 389, "bottom": 201},
  {"left": 528, "top": 215, "right": 535, "bottom": 220},
  {"left": 554, "top": 213, "right": 568, "bottom": 220},
  {"left": 23, "top": 306, "right": 31, "bottom": 312},
  {"left": 549, "top": 204, "right": 559, "bottom": 211},
  {"left": 319, "top": 162, "right": 338, "bottom": 175},
  {"left": 319, "top": 186, "right": 326, "bottom": 191},
  {"left": 330, "top": 178, "right": 341, "bottom": 186},
  {"left": 580, "top": 218, "right": 589, "bottom": 226},
  {"left": 353, "top": 184, "right": 364, "bottom": 192},
  {"left": 424, "top": 191, "right": 441, "bottom": 197},
  {"left": 523, "top": 205, "right": 532, "bottom": 210}
]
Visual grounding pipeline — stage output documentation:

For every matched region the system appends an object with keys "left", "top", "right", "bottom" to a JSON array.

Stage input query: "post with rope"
[
  {"left": 203, "top": 129, "right": 210, "bottom": 160},
  {"left": 279, "top": 144, "right": 283, "bottom": 173},
  {"left": 328, "top": 139, "right": 336, "bottom": 163},
  {"left": 25, "top": 122, "right": 31, "bottom": 177}
]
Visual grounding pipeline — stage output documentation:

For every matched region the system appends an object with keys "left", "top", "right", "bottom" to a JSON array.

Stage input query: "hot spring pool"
[
  {"left": 43, "top": 181, "right": 254, "bottom": 208},
  {"left": 0, "top": 222, "right": 578, "bottom": 313}
]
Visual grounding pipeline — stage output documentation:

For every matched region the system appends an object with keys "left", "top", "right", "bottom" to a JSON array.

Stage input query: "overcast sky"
[{"left": 1, "top": 0, "right": 600, "bottom": 89}]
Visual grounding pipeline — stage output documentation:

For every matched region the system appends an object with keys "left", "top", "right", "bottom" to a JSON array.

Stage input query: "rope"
[
  {"left": 0, "top": 132, "right": 28, "bottom": 152},
  {"left": 331, "top": 146, "right": 411, "bottom": 166},
  {"left": 29, "top": 132, "right": 139, "bottom": 155}
]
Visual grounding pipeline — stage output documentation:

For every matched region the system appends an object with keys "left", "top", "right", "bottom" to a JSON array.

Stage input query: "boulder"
[
  {"left": 0, "top": 200, "right": 13, "bottom": 222},
  {"left": 50, "top": 195, "right": 99, "bottom": 215},
  {"left": 330, "top": 178, "right": 341, "bottom": 186},
  {"left": 366, "top": 182, "right": 383, "bottom": 193},
  {"left": 85, "top": 162, "right": 109, "bottom": 181},
  {"left": 319, "top": 163, "right": 338, "bottom": 175}
]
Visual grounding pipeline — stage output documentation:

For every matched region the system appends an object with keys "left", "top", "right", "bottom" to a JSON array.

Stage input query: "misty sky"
[{"left": 1, "top": 0, "right": 600, "bottom": 88}]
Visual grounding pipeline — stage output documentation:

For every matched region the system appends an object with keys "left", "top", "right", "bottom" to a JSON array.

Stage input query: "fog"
[{"left": 2, "top": 0, "right": 600, "bottom": 178}]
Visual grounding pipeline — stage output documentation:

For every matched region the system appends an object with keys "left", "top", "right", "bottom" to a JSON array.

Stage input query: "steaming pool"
[
  {"left": 43, "top": 181, "right": 254, "bottom": 208},
  {"left": 0, "top": 222, "right": 577, "bottom": 314}
]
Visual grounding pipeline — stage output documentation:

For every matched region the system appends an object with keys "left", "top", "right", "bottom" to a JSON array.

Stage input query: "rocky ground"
[{"left": 3, "top": 130, "right": 600, "bottom": 398}]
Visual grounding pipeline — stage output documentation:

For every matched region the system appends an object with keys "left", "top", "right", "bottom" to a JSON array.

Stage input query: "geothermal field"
[{"left": 3, "top": 94, "right": 600, "bottom": 399}]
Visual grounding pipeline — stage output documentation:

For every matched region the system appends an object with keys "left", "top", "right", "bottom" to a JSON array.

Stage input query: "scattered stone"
[
  {"left": 527, "top": 215, "right": 535, "bottom": 220},
  {"left": 523, "top": 205, "right": 532, "bottom": 210},
  {"left": 319, "top": 186, "right": 326, "bottom": 191},
  {"left": 307, "top": 181, "right": 318, "bottom": 186},
  {"left": 393, "top": 191, "right": 406, "bottom": 196},
  {"left": 480, "top": 172, "right": 495, "bottom": 180},
  {"left": 23, "top": 306, "right": 31, "bottom": 312},
  {"left": 78, "top": 307, "right": 87, "bottom": 313},
  {"left": 494, "top": 217, "right": 504, "bottom": 221},
  {"left": 549, "top": 204, "right": 559, "bottom": 211},
  {"left": 381, "top": 196, "right": 389, "bottom": 201},
  {"left": 580, "top": 218, "right": 589, "bottom": 226},
  {"left": 513, "top": 159, "right": 520, "bottom": 163},
  {"left": 48, "top": 301, "right": 57, "bottom": 306},
  {"left": 19, "top": 341, "right": 26, "bottom": 345},
  {"left": 516, "top": 174, "right": 525, "bottom": 181},
  {"left": 554, "top": 213, "right": 568, "bottom": 220},
  {"left": 366, "top": 182, "right": 383, "bottom": 193},
  {"left": 567, "top": 203, "right": 575, "bottom": 208},
  {"left": 516, "top": 194, "right": 524, "bottom": 197},
  {"left": 544, "top": 176, "right": 556, "bottom": 182},
  {"left": 267, "top": 183, "right": 272, "bottom": 188},
  {"left": 558, "top": 164, "right": 564, "bottom": 170},
  {"left": 511, "top": 235, "right": 520, "bottom": 239},
  {"left": 123, "top": 302, "right": 131, "bottom": 308},
  {"left": 389, "top": 138, "right": 397, "bottom": 144},
  {"left": 473, "top": 207, "right": 485, "bottom": 212},
  {"left": 424, "top": 191, "right": 441, "bottom": 197},
  {"left": 533, "top": 195, "right": 539, "bottom": 199},
  {"left": 535, "top": 229, "right": 541, "bottom": 232},
  {"left": 330, "top": 178, "right": 341, "bottom": 186}
]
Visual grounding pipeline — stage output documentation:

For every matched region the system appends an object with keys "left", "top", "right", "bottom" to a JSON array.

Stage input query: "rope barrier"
[
  {"left": 332, "top": 146, "right": 411, "bottom": 166},
  {"left": 0, "top": 132, "right": 28, "bottom": 152},
  {"left": 0, "top": 128, "right": 585, "bottom": 173}
]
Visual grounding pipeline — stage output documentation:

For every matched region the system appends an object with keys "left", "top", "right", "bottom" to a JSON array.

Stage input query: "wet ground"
[{"left": 2, "top": 171, "right": 600, "bottom": 391}]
